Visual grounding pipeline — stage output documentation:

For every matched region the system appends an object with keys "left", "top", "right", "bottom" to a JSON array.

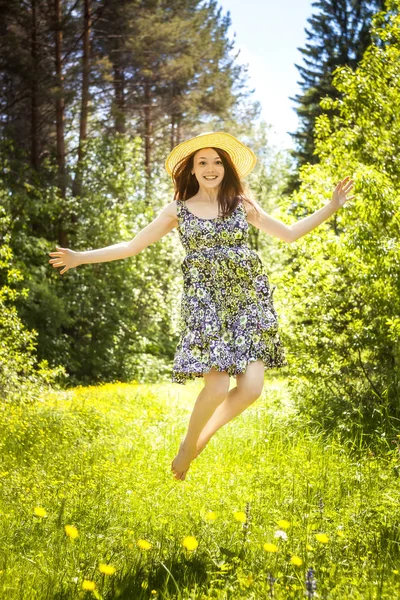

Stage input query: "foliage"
[
  {"left": 4, "top": 134, "right": 184, "bottom": 386},
  {"left": 0, "top": 204, "right": 66, "bottom": 404},
  {"left": 271, "top": 0, "right": 400, "bottom": 441}
]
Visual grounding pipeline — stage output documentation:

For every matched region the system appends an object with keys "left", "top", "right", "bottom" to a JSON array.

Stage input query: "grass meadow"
[{"left": 0, "top": 375, "right": 399, "bottom": 599}]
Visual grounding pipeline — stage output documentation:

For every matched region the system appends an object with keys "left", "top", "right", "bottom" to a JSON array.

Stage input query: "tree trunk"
[
  {"left": 143, "top": 80, "right": 152, "bottom": 200},
  {"left": 30, "top": 0, "right": 39, "bottom": 170},
  {"left": 54, "top": 0, "right": 67, "bottom": 245},
  {"left": 113, "top": 63, "right": 125, "bottom": 134},
  {"left": 72, "top": 0, "right": 91, "bottom": 200},
  {"left": 176, "top": 115, "right": 182, "bottom": 145},
  {"left": 170, "top": 112, "right": 176, "bottom": 151},
  {"left": 54, "top": 0, "right": 66, "bottom": 195}
]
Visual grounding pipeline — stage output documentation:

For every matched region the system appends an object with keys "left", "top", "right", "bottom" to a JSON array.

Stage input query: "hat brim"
[{"left": 165, "top": 131, "right": 257, "bottom": 179}]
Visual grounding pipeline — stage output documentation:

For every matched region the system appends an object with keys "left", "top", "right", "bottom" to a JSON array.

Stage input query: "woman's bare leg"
[
  {"left": 171, "top": 367, "right": 230, "bottom": 480},
  {"left": 195, "top": 359, "right": 265, "bottom": 457}
]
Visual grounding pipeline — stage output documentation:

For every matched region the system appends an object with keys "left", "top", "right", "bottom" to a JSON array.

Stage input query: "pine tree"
[
  {"left": 286, "top": 0, "right": 385, "bottom": 194},
  {"left": 91, "top": 0, "right": 251, "bottom": 197}
]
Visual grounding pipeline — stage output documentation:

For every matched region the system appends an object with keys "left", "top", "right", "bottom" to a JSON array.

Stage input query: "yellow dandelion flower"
[
  {"left": 393, "top": 569, "right": 399, "bottom": 575},
  {"left": 98, "top": 563, "right": 116, "bottom": 575},
  {"left": 315, "top": 533, "right": 329, "bottom": 544},
  {"left": 137, "top": 539, "right": 152, "bottom": 550},
  {"left": 151, "top": 591, "right": 158, "bottom": 596},
  {"left": 306, "top": 544, "right": 314, "bottom": 551},
  {"left": 290, "top": 555, "right": 303, "bottom": 566},
  {"left": 33, "top": 506, "right": 47, "bottom": 518},
  {"left": 64, "top": 525, "right": 79, "bottom": 539},
  {"left": 263, "top": 543, "right": 278, "bottom": 553},
  {"left": 337, "top": 530, "right": 344, "bottom": 537},
  {"left": 277, "top": 519, "right": 291, "bottom": 529},
  {"left": 182, "top": 536, "right": 198, "bottom": 551},
  {"left": 82, "top": 580, "right": 96, "bottom": 591},
  {"left": 233, "top": 511, "right": 246, "bottom": 523},
  {"left": 204, "top": 511, "right": 217, "bottom": 522}
]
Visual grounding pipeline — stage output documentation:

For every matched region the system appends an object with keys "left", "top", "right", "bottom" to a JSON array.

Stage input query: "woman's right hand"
[{"left": 48, "top": 246, "right": 81, "bottom": 275}]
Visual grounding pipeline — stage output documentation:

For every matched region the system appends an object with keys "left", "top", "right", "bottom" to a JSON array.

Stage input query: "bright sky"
[{"left": 219, "top": 0, "right": 315, "bottom": 151}]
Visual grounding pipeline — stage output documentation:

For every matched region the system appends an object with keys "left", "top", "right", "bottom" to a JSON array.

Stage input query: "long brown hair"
[{"left": 171, "top": 147, "right": 259, "bottom": 218}]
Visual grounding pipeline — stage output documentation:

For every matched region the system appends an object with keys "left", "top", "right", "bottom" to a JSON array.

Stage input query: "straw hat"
[{"left": 165, "top": 131, "right": 257, "bottom": 179}]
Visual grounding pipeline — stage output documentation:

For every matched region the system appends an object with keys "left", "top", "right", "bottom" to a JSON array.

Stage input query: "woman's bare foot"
[
  {"left": 171, "top": 437, "right": 210, "bottom": 480},
  {"left": 171, "top": 442, "right": 197, "bottom": 481}
]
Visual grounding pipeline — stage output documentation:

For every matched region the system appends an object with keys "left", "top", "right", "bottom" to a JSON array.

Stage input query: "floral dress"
[{"left": 171, "top": 197, "right": 288, "bottom": 384}]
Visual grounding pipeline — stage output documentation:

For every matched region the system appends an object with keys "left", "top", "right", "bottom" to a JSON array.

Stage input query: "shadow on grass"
[{"left": 109, "top": 556, "right": 210, "bottom": 599}]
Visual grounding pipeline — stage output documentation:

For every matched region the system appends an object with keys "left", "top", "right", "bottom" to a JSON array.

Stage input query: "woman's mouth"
[{"left": 204, "top": 176, "right": 218, "bottom": 180}]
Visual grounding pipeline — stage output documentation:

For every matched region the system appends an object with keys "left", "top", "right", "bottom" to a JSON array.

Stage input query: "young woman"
[{"left": 49, "top": 131, "right": 354, "bottom": 481}]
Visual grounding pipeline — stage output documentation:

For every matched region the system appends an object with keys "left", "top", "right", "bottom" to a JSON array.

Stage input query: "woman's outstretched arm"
[
  {"left": 244, "top": 176, "right": 354, "bottom": 243},
  {"left": 48, "top": 201, "right": 178, "bottom": 274}
]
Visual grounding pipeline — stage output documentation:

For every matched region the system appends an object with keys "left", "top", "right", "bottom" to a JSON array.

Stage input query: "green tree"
[
  {"left": 273, "top": 0, "right": 400, "bottom": 443},
  {"left": 286, "top": 0, "right": 385, "bottom": 195}
]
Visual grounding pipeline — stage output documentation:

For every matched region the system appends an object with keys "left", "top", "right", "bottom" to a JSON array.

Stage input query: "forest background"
[{"left": 1, "top": 0, "right": 399, "bottom": 440}]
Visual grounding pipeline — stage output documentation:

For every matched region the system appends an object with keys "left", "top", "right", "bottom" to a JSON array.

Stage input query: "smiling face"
[{"left": 191, "top": 147, "right": 225, "bottom": 188}]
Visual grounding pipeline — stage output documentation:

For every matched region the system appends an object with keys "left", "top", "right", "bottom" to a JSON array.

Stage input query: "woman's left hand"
[{"left": 331, "top": 175, "right": 355, "bottom": 210}]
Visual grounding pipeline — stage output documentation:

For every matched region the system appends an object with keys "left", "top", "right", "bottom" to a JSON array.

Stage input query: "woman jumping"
[{"left": 48, "top": 131, "right": 354, "bottom": 481}]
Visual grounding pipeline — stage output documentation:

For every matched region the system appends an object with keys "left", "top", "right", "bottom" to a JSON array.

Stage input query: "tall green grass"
[{"left": 0, "top": 376, "right": 399, "bottom": 599}]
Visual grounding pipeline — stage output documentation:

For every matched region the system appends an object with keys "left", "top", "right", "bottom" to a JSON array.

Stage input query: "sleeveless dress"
[{"left": 171, "top": 197, "right": 288, "bottom": 385}]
